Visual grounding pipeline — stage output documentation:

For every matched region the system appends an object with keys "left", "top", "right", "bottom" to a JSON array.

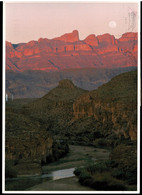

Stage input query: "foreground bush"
[
  {"left": 74, "top": 159, "right": 136, "bottom": 191},
  {"left": 91, "top": 172, "right": 127, "bottom": 190}
]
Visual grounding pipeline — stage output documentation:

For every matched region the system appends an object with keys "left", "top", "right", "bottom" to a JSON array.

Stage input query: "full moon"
[{"left": 109, "top": 21, "right": 117, "bottom": 28}]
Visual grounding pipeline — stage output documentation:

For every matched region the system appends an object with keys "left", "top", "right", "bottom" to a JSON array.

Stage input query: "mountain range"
[
  {"left": 6, "top": 30, "right": 138, "bottom": 72},
  {"left": 6, "top": 66, "right": 136, "bottom": 98}
]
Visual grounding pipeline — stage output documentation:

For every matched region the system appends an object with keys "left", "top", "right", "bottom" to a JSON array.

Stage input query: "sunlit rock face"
[
  {"left": 84, "top": 34, "right": 99, "bottom": 46},
  {"left": 6, "top": 31, "right": 138, "bottom": 72},
  {"left": 53, "top": 30, "right": 79, "bottom": 42}
]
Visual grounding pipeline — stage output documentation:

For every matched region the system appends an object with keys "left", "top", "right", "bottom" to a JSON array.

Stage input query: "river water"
[
  {"left": 5, "top": 167, "right": 76, "bottom": 190},
  {"left": 5, "top": 145, "right": 110, "bottom": 191},
  {"left": 44, "top": 167, "right": 75, "bottom": 180}
]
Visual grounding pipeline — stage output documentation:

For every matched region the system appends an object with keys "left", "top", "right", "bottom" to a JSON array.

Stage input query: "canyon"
[
  {"left": 5, "top": 30, "right": 138, "bottom": 191},
  {"left": 5, "top": 70, "right": 137, "bottom": 190}
]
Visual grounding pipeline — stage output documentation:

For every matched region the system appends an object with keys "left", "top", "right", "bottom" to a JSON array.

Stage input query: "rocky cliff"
[
  {"left": 5, "top": 98, "right": 69, "bottom": 176},
  {"left": 73, "top": 71, "right": 137, "bottom": 141},
  {"left": 6, "top": 30, "right": 138, "bottom": 72},
  {"left": 5, "top": 104, "right": 53, "bottom": 176}
]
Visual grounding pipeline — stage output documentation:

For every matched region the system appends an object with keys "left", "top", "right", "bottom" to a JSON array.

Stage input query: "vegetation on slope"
[
  {"left": 72, "top": 70, "right": 137, "bottom": 143},
  {"left": 73, "top": 71, "right": 137, "bottom": 190},
  {"left": 5, "top": 98, "right": 69, "bottom": 178},
  {"left": 5, "top": 70, "right": 138, "bottom": 191},
  {"left": 21, "top": 79, "right": 87, "bottom": 138}
]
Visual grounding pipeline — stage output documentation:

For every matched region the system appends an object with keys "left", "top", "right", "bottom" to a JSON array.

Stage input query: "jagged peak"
[
  {"left": 119, "top": 32, "right": 138, "bottom": 41},
  {"left": 53, "top": 30, "right": 79, "bottom": 43},
  {"left": 84, "top": 34, "right": 98, "bottom": 46},
  {"left": 84, "top": 34, "right": 97, "bottom": 40}
]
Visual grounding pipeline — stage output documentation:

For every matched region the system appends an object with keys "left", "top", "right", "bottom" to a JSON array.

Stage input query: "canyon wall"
[{"left": 73, "top": 71, "right": 137, "bottom": 141}]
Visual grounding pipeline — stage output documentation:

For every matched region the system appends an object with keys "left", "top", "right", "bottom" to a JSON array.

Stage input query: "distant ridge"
[
  {"left": 6, "top": 30, "right": 138, "bottom": 72},
  {"left": 6, "top": 66, "right": 136, "bottom": 98}
]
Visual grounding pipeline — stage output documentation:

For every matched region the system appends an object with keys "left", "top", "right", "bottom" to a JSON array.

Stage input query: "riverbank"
[
  {"left": 5, "top": 145, "right": 110, "bottom": 191},
  {"left": 27, "top": 176, "right": 93, "bottom": 191},
  {"left": 42, "top": 145, "right": 110, "bottom": 173},
  {"left": 27, "top": 145, "right": 110, "bottom": 191}
]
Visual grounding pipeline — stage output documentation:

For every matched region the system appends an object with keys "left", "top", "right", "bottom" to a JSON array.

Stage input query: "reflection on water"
[
  {"left": 49, "top": 167, "right": 75, "bottom": 180},
  {"left": 5, "top": 167, "right": 75, "bottom": 190}
]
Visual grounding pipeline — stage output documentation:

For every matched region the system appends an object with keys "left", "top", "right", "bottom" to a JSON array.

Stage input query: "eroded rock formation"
[{"left": 6, "top": 30, "right": 138, "bottom": 72}]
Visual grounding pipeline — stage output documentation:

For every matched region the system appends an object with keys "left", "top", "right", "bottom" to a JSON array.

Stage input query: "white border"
[
  {"left": 3, "top": 0, "right": 141, "bottom": 194},
  {"left": 2, "top": 1, "right": 6, "bottom": 194},
  {"left": 2, "top": 0, "right": 141, "bottom": 3}
]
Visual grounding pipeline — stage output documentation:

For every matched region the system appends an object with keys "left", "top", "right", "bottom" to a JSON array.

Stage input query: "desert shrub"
[
  {"left": 77, "top": 169, "right": 92, "bottom": 186},
  {"left": 74, "top": 167, "right": 85, "bottom": 176},
  {"left": 75, "top": 167, "right": 127, "bottom": 191},
  {"left": 111, "top": 168, "right": 125, "bottom": 180},
  {"left": 105, "top": 160, "right": 118, "bottom": 168},
  {"left": 124, "top": 168, "right": 137, "bottom": 185},
  {"left": 93, "top": 161, "right": 109, "bottom": 173},
  {"left": 45, "top": 140, "right": 69, "bottom": 164},
  {"left": 91, "top": 172, "right": 127, "bottom": 191},
  {"left": 75, "top": 158, "right": 132, "bottom": 190},
  {"left": 74, "top": 167, "right": 93, "bottom": 186},
  {"left": 93, "top": 138, "right": 114, "bottom": 148}
]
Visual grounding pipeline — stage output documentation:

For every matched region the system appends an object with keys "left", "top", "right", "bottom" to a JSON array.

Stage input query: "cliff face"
[
  {"left": 5, "top": 132, "right": 53, "bottom": 164},
  {"left": 73, "top": 71, "right": 137, "bottom": 141},
  {"left": 6, "top": 30, "right": 138, "bottom": 72},
  {"left": 5, "top": 110, "right": 53, "bottom": 164},
  {"left": 5, "top": 98, "right": 56, "bottom": 177},
  {"left": 5, "top": 97, "right": 70, "bottom": 176}
]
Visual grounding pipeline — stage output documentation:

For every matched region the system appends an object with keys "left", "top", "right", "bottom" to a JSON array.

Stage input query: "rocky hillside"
[
  {"left": 5, "top": 70, "right": 137, "bottom": 178},
  {"left": 6, "top": 66, "right": 136, "bottom": 98},
  {"left": 72, "top": 70, "right": 137, "bottom": 142},
  {"left": 5, "top": 70, "right": 138, "bottom": 190},
  {"left": 19, "top": 70, "right": 137, "bottom": 145},
  {"left": 6, "top": 30, "right": 137, "bottom": 72},
  {"left": 5, "top": 100, "right": 53, "bottom": 175},
  {"left": 72, "top": 71, "right": 137, "bottom": 190},
  {"left": 5, "top": 79, "right": 86, "bottom": 177},
  {"left": 5, "top": 99, "right": 69, "bottom": 177},
  {"left": 21, "top": 79, "right": 87, "bottom": 138}
]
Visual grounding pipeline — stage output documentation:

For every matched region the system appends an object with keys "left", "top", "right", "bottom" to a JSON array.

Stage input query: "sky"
[{"left": 5, "top": 2, "right": 139, "bottom": 44}]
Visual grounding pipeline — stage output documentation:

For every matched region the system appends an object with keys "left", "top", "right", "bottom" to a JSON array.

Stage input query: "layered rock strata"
[{"left": 6, "top": 30, "right": 138, "bottom": 71}]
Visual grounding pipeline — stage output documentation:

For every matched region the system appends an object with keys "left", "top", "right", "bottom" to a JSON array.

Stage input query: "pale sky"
[{"left": 6, "top": 2, "right": 138, "bottom": 44}]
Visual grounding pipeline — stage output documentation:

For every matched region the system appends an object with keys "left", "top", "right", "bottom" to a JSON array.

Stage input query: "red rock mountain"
[{"left": 6, "top": 30, "right": 138, "bottom": 72}]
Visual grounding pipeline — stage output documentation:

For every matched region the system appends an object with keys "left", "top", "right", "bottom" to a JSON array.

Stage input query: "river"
[{"left": 5, "top": 145, "right": 110, "bottom": 191}]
